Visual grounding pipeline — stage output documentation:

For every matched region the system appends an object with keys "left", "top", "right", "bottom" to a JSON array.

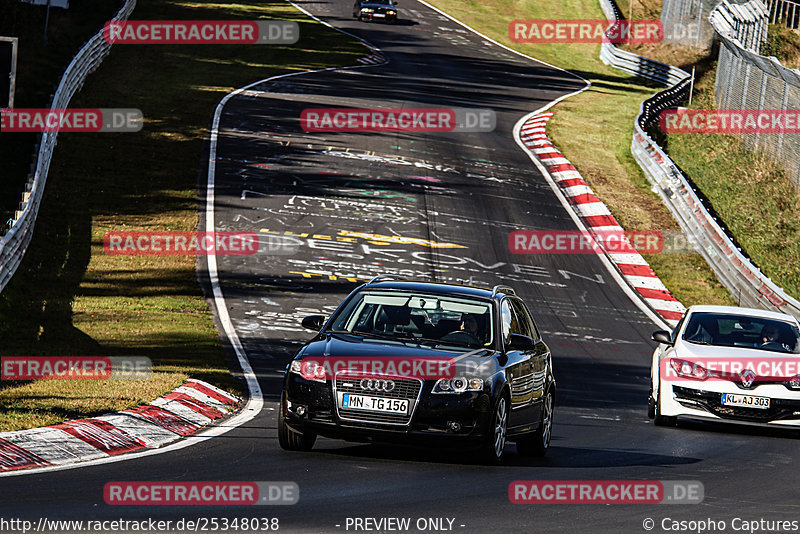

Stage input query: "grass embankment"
[
  {"left": 0, "top": 0, "right": 364, "bottom": 432},
  {"left": 661, "top": 29, "right": 800, "bottom": 298},
  {"left": 427, "top": 0, "right": 734, "bottom": 306}
]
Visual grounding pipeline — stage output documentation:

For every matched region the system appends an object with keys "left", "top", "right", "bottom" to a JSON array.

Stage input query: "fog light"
[
  {"left": 447, "top": 421, "right": 461, "bottom": 432},
  {"left": 296, "top": 405, "right": 307, "bottom": 417}
]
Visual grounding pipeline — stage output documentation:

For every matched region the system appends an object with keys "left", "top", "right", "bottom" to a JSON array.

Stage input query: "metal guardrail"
[
  {"left": 709, "top": 0, "right": 768, "bottom": 51},
  {"left": 594, "top": 0, "right": 800, "bottom": 320},
  {"left": 598, "top": 0, "right": 691, "bottom": 86},
  {"left": 0, "top": 0, "right": 136, "bottom": 293},
  {"left": 630, "top": 67, "right": 800, "bottom": 320}
]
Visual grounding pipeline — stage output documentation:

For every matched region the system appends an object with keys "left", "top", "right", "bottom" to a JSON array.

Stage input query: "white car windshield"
[
  {"left": 682, "top": 312, "right": 800, "bottom": 353},
  {"left": 327, "top": 290, "right": 493, "bottom": 348}
]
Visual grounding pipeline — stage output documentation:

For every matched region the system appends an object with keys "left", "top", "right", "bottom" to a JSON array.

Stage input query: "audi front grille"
[{"left": 333, "top": 372, "right": 423, "bottom": 426}]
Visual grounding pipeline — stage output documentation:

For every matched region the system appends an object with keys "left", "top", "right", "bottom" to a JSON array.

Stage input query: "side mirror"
[
  {"left": 301, "top": 314, "right": 325, "bottom": 331},
  {"left": 507, "top": 333, "right": 535, "bottom": 351},
  {"left": 651, "top": 330, "right": 673, "bottom": 345}
]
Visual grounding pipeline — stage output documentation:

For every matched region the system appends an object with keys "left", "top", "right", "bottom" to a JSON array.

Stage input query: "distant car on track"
[
  {"left": 352, "top": 0, "right": 399, "bottom": 24},
  {"left": 278, "top": 276, "right": 556, "bottom": 463},
  {"left": 649, "top": 305, "right": 800, "bottom": 429}
]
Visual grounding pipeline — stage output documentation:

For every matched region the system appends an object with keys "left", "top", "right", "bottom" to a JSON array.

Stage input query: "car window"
[
  {"left": 671, "top": 314, "right": 686, "bottom": 341},
  {"left": 511, "top": 299, "right": 538, "bottom": 339},
  {"left": 682, "top": 312, "right": 800, "bottom": 353},
  {"left": 327, "top": 289, "right": 494, "bottom": 348},
  {"left": 500, "top": 299, "right": 513, "bottom": 343}
]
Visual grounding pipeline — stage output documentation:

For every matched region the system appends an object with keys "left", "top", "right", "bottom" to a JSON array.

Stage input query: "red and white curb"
[
  {"left": 519, "top": 112, "right": 685, "bottom": 325},
  {"left": 0, "top": 379, "right": 241, "bottom": 472}
]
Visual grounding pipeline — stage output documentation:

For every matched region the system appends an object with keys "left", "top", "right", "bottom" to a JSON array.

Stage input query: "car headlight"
[
  {"left": 387, "top": 10, "right": 396, "bottom": 14},
  {"left": 289, "top": 360, "right": 326, "bottom": 382},
  {"left": 432, "top": 377, "right": 483, "bottom": 394},
  {"left": 361, "top": 8, "right": 373, "bottom": 12},
  {"left": 668, "top": 358, "right": 713, "bottom": 380},
  {"left": 785, "top": 375, "right": 800, "bottom": 390}
]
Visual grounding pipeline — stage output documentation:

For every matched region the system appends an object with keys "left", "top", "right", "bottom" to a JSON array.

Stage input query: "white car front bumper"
[{"left": 659, "top": 379, "right": 800, "bottom": 428}]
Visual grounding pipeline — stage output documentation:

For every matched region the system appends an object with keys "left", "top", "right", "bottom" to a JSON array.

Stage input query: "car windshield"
[
  {"left": 682, "top": 312, "right": 800, "bottom": 353},
  {"left": 327, "top": 290, "right": 494, "bottom": 348}
]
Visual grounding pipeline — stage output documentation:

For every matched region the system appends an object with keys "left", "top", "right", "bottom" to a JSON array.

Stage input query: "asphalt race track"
[{"left": 2, "top": 1, "right": 800, "bottom": 532}]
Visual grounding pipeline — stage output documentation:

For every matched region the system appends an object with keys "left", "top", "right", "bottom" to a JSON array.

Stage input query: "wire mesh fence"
[
  {"left": 711, "top": 0, "right": 800, "bottom": 189},
  {"left": 660, "top": 0, "right": 717, "bottom": 49}
]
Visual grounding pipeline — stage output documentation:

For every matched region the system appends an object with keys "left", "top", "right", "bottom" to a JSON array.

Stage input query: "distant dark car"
[
  {"left": 278, "top": 276, "right": 556, "bottom": 463},
  {"left": 353, "top": 0, "right": 399, "bottom": 24}
]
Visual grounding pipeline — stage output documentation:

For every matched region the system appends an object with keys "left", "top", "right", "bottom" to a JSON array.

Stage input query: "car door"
[
  {"left": 500, "top": 298, "right": 537, "bottom": 430},
  {"left": 512, "top": 299, "right": 550, "bottom": 424}
]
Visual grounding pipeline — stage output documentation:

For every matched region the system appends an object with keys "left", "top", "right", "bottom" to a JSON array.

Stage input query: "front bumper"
[
  {"left": 284, "top": 376, "right": 493, "bottom": 445},
  {"left": 659, "top": 380, "right": 800, "bottom": 427},
  {"left": 359, "top": 11, "right": 397, "bottom": 21}
]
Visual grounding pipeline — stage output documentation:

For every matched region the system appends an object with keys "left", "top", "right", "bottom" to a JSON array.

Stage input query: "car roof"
[
  {"left": 361, "top": 280, "right": 513, "bottom": 300},
  {"left": 686, "top": 304, "right": 798, "bottom": 323}
]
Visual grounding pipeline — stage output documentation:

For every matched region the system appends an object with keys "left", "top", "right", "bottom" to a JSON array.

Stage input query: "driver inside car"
[
  {"left": 757, "top": 324, "right": 791, "bottom": 351},
  {"left": 439, "top": 313, "right": 482, "bottom": 345},
  {"left": 460, "top": 313, "right": 480, "bottom": 337}
]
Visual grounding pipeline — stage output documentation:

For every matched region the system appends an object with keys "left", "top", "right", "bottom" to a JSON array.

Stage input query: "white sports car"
[{"left": 649, "top": 305, "right": 800, "bottom": 428}]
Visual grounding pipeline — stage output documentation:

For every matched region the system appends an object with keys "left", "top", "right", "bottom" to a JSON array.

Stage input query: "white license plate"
[
  {"left": 338, "top": 393, "right": 408, "bottom": 414},
  {"left": 721, "top": 393, "right": 770, "bottom": 409},
  {"left": 373, "top": 13, "right": 385, "bottom": 17}
]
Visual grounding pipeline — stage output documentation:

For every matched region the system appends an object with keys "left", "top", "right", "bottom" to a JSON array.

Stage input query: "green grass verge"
[
  {"left": 0, "top": 0, "right": 365, "bottom": 432},
  {"left": 663, "top": 63, "right": 800, "bottom": 299},
  {"left": 427, "top": 0, "right": 735, "bottom": 307}
]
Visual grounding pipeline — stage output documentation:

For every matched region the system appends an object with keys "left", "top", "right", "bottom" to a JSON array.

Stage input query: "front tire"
[
  {"left": 653, "top": 388, "right": 677, "bottom": 427},
  {"left": 517, "top": 388, "right": 553, "bottom": 457},
  {"left": 647, "top": 386, "right": 656, "bottom": 419},
  {"left": 478, "top": 395, "right": 508, "bottom": 464},
  {"left": 278, "top": 394, "right": 317, "bottom": 451}
]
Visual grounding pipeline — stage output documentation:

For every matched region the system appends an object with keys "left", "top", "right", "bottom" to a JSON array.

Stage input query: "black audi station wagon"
[
  {"left": 278, "top": 276, "right": 555, "bottom": 463},
  {"left": 352, "top": 0, "right": 399, "bottom": 23}
]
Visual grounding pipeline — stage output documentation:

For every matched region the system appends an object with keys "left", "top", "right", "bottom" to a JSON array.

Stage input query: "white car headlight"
[
  {"left": 432, "top": 377, "right": 483, "bottom": 394},
  {"left": 289, "top": 360, "right": 326, "bottom": 382}
]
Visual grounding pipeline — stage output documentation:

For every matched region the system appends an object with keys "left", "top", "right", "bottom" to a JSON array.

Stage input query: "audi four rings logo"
[{"left": 360, "top": 379, "right": 395, "bottom": 392}]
